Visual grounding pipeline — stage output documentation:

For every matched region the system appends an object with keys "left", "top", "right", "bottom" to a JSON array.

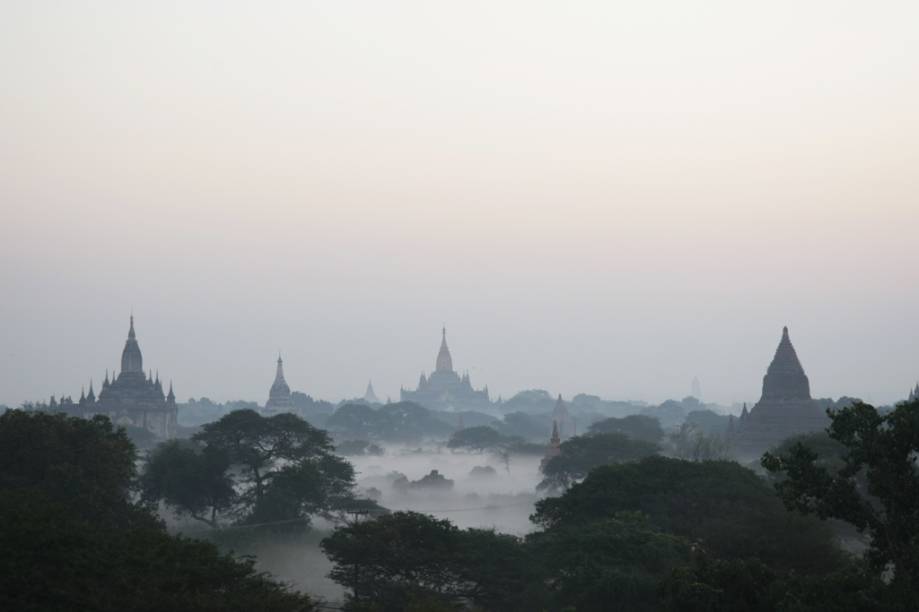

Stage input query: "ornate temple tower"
[
  {"left": 732, "top": 327, "right": 827, "bottom": 459},
  {"left": 400, "top": 327, "right": 491, "bottom": 411},
  {"left": 58, "top": 315, "right": 179, "bottom": 439},
  {"left": 266, "top": 354, "right": 293, "bottom": 412}
]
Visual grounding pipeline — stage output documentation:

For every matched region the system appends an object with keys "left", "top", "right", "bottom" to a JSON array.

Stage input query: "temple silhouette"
[
  {"left": 732, "top": 326, "right": 828, "bottom": 458},
  {"left": 265, "top": 354, "right": 293, "bottom": 412},
  {"left": 49, "top": 316, "right": 177, "bottom": 439},
  {"left": 400, "top": 328, "right": 491, "bottom": 412}
]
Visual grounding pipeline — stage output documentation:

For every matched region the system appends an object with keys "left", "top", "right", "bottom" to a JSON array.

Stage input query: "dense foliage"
[
  {"left": 145, "top": 409, "right": 356, "bottom": 527},
  {"left": 587, "top": 414, "right": 664, "bottom": 443},
  {"left": 764, "top": 399, "right": 919, "bottom": 607},
  {"left": 538, "top": 431, "right": 659, "bottom": 490},
  {"left": 325, "top": 401, "right": 454, "bottom": 442},
  {"left": 322, "top": 511, "right": 544, "bottom": 611},
  {"left": 534, "top": 456, "right": 844, "bottom": 573},
  {"left": 0, "top": 410, "right": 314, "bottom": 611}
]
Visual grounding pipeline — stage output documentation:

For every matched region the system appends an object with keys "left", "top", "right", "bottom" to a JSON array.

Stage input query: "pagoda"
[{"left": 732, "top": 327, "right": 828, "bottom": 458}]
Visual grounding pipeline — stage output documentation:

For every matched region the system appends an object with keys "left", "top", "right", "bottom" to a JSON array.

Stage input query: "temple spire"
[
  {"left": 275, "top": 353, "right": 285, "bottom": 383},
  {"left": 120, "top": 314, "right": 143, "bottom": 374},
  {"left": 435, "top": 326, "right": 454, "bottom": 373}
]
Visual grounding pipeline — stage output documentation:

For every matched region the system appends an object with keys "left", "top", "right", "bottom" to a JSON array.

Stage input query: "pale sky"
[{"left": 2, "top": 1, "right": 918, "bottom": 408}]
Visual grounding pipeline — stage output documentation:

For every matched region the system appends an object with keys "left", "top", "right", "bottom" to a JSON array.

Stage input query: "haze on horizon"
[{"left": 2, "top": 1, "right": 918, "bottom": 408}]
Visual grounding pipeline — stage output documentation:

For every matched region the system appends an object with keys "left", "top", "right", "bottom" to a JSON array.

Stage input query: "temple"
[
  {"left": 51, "top": 316, "right": 177, "bottom": 439},
  {"left": 732, "top": 327, "right": 828, "bottom": 458},
  {"left": 363, "top": 380, "right": 380, "bottom": 404},
  {"left": 265, "top": 354, "right": 293, "bottom": 412},
  {"left": 908, "top": 383, "right": 919, "bottom": 403},
  {"left": 540, "top": 420, "right": 562, "bottom": 471},
  {"left": 400, "top": 327, "right": 491, "bottom": 411},
  {"left": 552, "top": 394, "right": 575, "bottom": 440}
]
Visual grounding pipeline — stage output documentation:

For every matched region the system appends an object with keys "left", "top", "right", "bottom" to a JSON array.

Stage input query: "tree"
[
  {"left": 335, "top": 439, "right": 384, "bottom": 456},
  {"left": 534, "top": 456, "right": 845, "bottom": 574},
  {"left": 763, "top": 399, "right": 919, "bottom": 601},
  {"left": 321, "top": 511, "right": 542, "bottom": 612},
  {"left": 141, "top": 440, "right": 236, "bottom": 528},
  {"left": 538, "top": 432, "right": 659, "bottom": 491},
  {"left": 528, "top": 513, "right": 691, "bottom": 612},
  {"left": 588, "top": 414, "right": 664, "bottom": 443},
  {"left": 669, "top": 422, "right": 732, "bottom": 462},
  {"left": 0, "top": 410, "right": 137, "bottom": 526},
  {"left": 766, "top": 431, "right": 847, "bottom": 477},
  {"left": 447, "top": 425, "right": 507, "bottom": 452},
  {"left": 192, "top": 409, "right": 355, "bottom": 525},
  {"left": 0, "top": 410, "right": 315, "bottom": 611}
]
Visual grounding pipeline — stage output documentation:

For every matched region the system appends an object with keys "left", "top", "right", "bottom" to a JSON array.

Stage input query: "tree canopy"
[
  {"left": 321, "top": 511, "right": 543, "bottom": 612},
  {"left": 0, "top": 410, "right": 315, "bottom": 611},
  {"left": 447, "top": 425, "right": 508, "bottom": 451},
  {"left": 141, "top": 439, "right": 236, "bottom": 528},
  {"left": 588, "top": 414, "right": 664, "bottom": 443},
  {"left": 763, "top": 399, "right": 919, "bottom": 604},
  {"left": 538, "top": 431, "right": 659, "bottom": 491},
  {"left": 534, "top": 455, "right": 845, "bottom": 573},
  {"left": 143, "top": 409, "right": 358, "bottom": 527}
]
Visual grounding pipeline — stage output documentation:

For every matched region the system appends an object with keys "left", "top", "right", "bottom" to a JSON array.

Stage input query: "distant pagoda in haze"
[
  {"left": 540, "top": 420, "right": 562, "bottom": 471},
  {"left": 400, "top": 327, "right": 491, "bottom": 412},
  {"left": 732, "top": 326, "right": 828, "bottom": 458},
  {"left": 363, "top": 380, "right": 380, "bottom": 404},
  {"left": 265, "top": 354, "right": 293, "bottom": 412},
  {"left": 51, "top": 315, "right": 178, "bottom": 439},
  {"left": 908, "top": 383, "right": 919, "bottom": 403},
  {"left": 552, "top": 394, "right": 575, "bottom": 440}
]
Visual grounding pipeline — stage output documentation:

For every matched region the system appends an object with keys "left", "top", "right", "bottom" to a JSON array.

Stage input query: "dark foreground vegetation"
[
  {"left": 323, "top": 399, "right": 919, "bottom": 611},
  {"left": 0, "top": 410, "right": 315, "bottom": 612},
  {"left": 3, "top": 399, "right": 919, "bottom": 611}
]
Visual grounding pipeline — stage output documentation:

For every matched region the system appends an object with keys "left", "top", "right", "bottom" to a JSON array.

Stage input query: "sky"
[{"left": 2, "top": 1, "right": 918, "bottom": 408}]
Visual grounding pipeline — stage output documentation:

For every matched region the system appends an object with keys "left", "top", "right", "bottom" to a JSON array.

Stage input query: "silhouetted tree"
[
  {"left": 763, "top": 399, "right": 919, "bottom": 604},
  {"left": 0, "top": 410, "right": 315, "bottom": 611},
  {"left": 322, "top": 511, "right": 542, "bottom": 612},
  {"left": 186, "top": 410, "right": 354, "bottom": 526},
  {"left": 588, "top": 414, "right": 664, "bottom": 443},
  {"left": 538, "top": 432, "right": 658, "bottom": 491},
  {"left": 141, "top": 440, "right": 236, "bottom": 528},
  {"left": 534, "top": 456, "right": 845, "bottom": 574}
]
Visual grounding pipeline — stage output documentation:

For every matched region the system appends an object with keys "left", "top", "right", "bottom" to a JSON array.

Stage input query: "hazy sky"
[{"left": 2, "top": 1, "right": 918, "bottom": 408}]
